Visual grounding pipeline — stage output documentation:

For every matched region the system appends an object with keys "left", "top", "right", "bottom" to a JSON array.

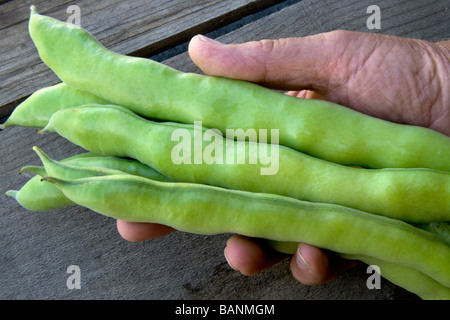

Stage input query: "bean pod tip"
[
  {"left": 40, "top": 176, "right": 50, "bottom": 183},
  {"left": 5, "top": 190, "right": 18, "bottom": 200},
  {"left": 19, "top": 165, "right": 46, "bottom": 177},
  {"left": 37, "top": 126, "right": 52, "bottom": 135}
]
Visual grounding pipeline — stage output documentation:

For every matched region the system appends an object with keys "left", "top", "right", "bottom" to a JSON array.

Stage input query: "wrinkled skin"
[{"left": 118, "top": 31, "right": 450, "bottom": 286}]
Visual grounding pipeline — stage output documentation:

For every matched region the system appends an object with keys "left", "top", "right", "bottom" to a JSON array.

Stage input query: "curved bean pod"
[
  {"left": 64, "top": 156, "right": 172, "bottom": 183},
  {"left": 42, "top": 174, "right": 450, "bottom": 288},
  {"left": 6, "top": 175, "right": 74, "bottom": 211},
  {"left": 19, "top": 165, "right": 46, "bottom": 176},
  {"left": 32, "top": 146, "right": 171, "bottom": 182},
  {"left": 5, "top": 151, "right": 100, "bottom": 211},
  {"left": 6, "top": 147, "right": 172, "bottom": 211},
  {"left": 28, "top": 7, "right": 450, "bottom": 171},
  {"left": 0, "top": 83, "right": 108, "bottom": 129},
  {"left": 42, "top": 104, "right": 450, "bottom": 223}
]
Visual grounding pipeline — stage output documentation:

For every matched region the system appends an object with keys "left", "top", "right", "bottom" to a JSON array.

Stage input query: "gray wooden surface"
[{"left": 1, "top": 0, "right": 448, "bottom": 300}]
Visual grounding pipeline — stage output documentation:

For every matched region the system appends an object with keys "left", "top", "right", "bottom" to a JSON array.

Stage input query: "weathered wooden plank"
[
  {"left": 0, "top": 0, "right": 284, "bottom": 118},
  {"left": 1, "top": 0, "right": 446, "bottom": 300}
]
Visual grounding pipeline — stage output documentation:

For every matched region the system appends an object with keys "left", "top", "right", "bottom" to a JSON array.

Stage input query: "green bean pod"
[
  {"left": 42, "top": 104, "right": 450, "bottom": 223},
  {"left": 28, "top": 6, "right": 450, "bottom": 171},
  {"left": 41, "top": 173, "right": 450, "bottom": 288},
  {"left": 31, "top": 146, "right": 172, "bottom": 183},
  {"left": 6, "top": 147, "right": 172, "bottom": 211},
  {"left": 6, "top": 175, "right": 74, "bottom": 211},
  {"left": 0, "top": 83, "right": 109, "bottom": 129},
  {"left": 64, "top": 156, "right": 171, "bottom": 183},
  {"left": 5, "top": 151, "right": 101, "bottom": 210}
]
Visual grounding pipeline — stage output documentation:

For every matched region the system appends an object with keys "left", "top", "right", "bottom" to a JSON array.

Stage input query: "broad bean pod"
[
  {"left": 41, "top": 173, "right": 450, "bottom": 291},
  {"left": 34, "top": 147, "right": 171, "bottom": 183},
  {"left": 42, "top": 104, "right": 450, "bottom": 223},
  {"left": 28, "top": 7, "right": 450, "bottom": 171},
  {"left": 6, "top": 147, "right": 172, "bottom": 211},
  {"left": 0, "top": 83, "right": 108, "bottom": 129},
  {"left": 6, "top": 175, "right": 73, "bottom": 211},
  {"left": 6, "top": 151, "right": 99, "bottom": 210}
]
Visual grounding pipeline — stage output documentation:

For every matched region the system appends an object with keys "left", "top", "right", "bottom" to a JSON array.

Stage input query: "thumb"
[{"left": 188, "top": 33, "right": 349, "bottom": 93}]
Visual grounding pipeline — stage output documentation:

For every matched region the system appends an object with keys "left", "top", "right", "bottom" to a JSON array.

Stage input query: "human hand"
[{"left": 117, "top": 30, "right": 449, "bottom": 285}]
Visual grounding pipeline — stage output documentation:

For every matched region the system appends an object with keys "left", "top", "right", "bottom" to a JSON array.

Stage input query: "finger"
[
  {"left": 224, "top": 235, "right": 286, "bottom": 276},
  {"left": 188, "top": 32, "right": 353, "bottom": 92},
  {"left": 290, "top": 243, "right": 358, "bottom": 285},
  {"left": 116, "top": 220, "right": 175, "bottom": 242}
]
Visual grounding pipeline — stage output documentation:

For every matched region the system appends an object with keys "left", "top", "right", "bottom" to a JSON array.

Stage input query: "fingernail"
[
  {"left": 224, "top": 247, "right": 237, "bottom": 270},
  {"left": 296, "top": 247, "right": 309, "bottom": 270},
  {"left": 198, "top": 34, "right": 225, "bottom": 46}
]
